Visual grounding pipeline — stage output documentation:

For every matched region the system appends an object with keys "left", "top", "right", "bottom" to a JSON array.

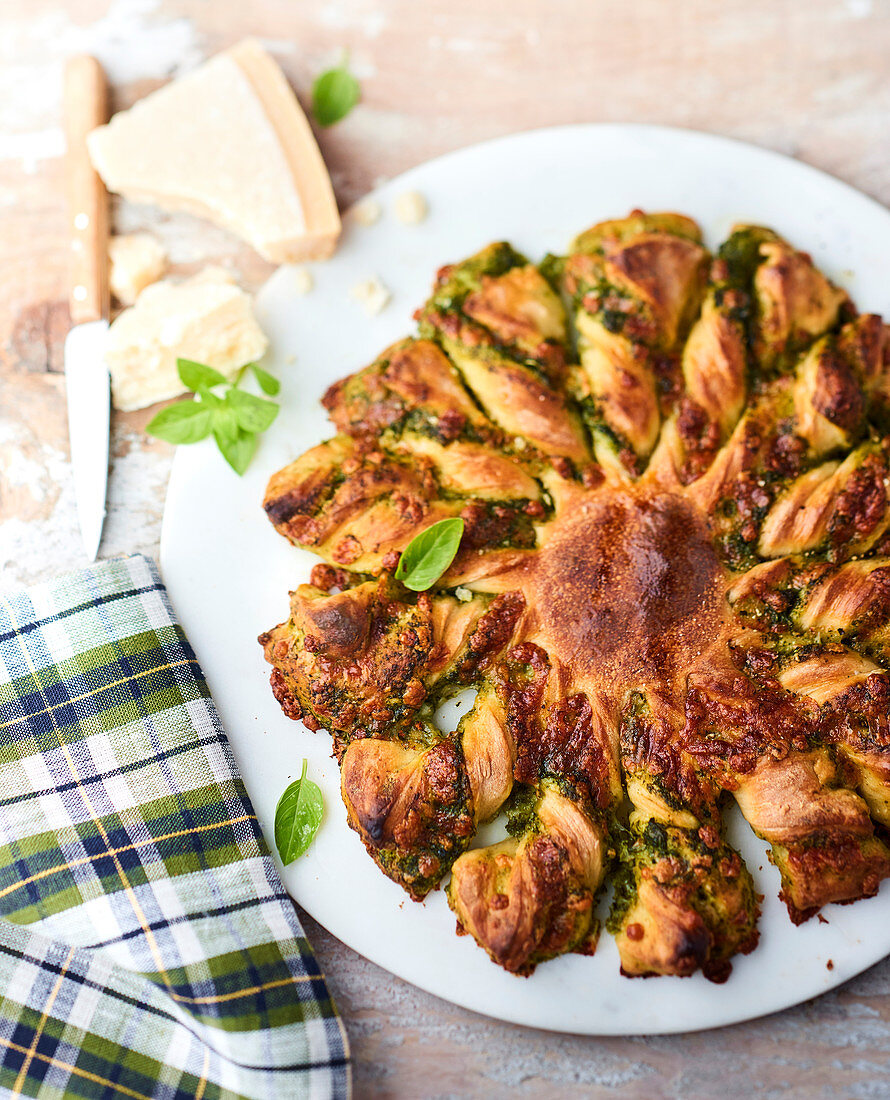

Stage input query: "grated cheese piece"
[
  {"left": 108, "top": 232, "right": 167, "bottom": 305},
  {"left": 351, "top": 198, "right": 381, "bottom": 226},
  {"left": 350, "top": 275, "right": 391, "bottom": 317},
  {"left": 291, "top": 267, "right": 314, "bottom": 295},
  {"left": 394, "top": 190, "right": 428, "bottom": 225},
  {"left": 105, "top": 266, "right": 268, "bottom": 411}
]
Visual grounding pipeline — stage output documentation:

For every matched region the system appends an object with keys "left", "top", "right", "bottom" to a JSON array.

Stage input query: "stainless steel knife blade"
[{"left": 65, "top": 319, "right": 110, "bottom": 562}]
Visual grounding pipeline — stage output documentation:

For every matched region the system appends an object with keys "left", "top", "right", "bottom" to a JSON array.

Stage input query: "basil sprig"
[
  {"left": 274, "top": 759, "right": 324, "bottom": 865},
  {"left": 146, "top": 359, "right": 280, "bottom": 475},
  {"left": 311, "top": 65, "right": 360, "bottom": 127},
  {"left": 395, "top": 517, "right": 465, "bottom": 591}
]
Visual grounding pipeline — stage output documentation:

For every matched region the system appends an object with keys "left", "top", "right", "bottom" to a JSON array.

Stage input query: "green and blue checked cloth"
[{"left": 0, "top": 555, "right": 350, "bottom": 1099}]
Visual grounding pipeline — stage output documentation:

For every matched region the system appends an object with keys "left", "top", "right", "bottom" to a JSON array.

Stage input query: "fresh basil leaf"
[
  {"left": 213, "top": 425, "right": 258, "bottom": 476},
  {"left": 146, "top": 400, "right": 213, "bottom": 444},
  {"left": 395, "top": 517, "right": 465, "bottom": 591},
  {"left": 143, "top": 359, "right": 276, "bottom": 475},
  {"left": 226, "top": 388, "right": 280, "bottom": 433},
  {"left": 251, "top": 363, "right": 281, "bottom": 396},
  {"left": 211, "top": 402, "right": 239, "bottom": 444},
  {"left": 198, "top": 390, "right": 222, "bottom": 411},
  {"left": 275, "top": 759, "right": 324, "bottom": 864},
  {"left": 177, "top": 358, "right": 227, "bottom": 392},
  {"left": 312, "top": 66, "right": 360, "bottom": 127}
]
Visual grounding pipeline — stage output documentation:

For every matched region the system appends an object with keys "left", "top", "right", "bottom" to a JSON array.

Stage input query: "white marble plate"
[{"left": 160, "top": 124, "right": 890, "bottom": 1034}]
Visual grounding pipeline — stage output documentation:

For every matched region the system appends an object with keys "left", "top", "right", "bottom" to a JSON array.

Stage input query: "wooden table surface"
[{"left": 3, "top": 2, "right": 890, "bottom": 1096}]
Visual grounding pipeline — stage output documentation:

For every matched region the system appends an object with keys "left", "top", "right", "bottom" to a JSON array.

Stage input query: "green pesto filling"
[{"left": 504, "top": 783, "right": 541, "bottom": 838}]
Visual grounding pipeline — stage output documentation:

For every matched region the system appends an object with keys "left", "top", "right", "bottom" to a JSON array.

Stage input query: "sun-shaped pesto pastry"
[{"left": 259, "top": 212, "right": 890, "bottom": 982}]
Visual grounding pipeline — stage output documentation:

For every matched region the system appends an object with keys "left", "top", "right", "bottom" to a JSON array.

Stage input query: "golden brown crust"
[
  {"left": 416, "top": 242, "right": 590, "bottom": 464},
  {"left": 794, "top": 342, "right": 864, "bottom": 456},
  {"left": 395, "top": 437, "right": 540, "bottom": 500},
  {"left": 733, "top": 751, "right": 873, "bottom": 845},
  {"left": 564, "top": 215, "right": 707, "bottom": 474},
  {"left": 260, "top": 580, "right": 435, "bottom": 735},
  {"left": 574, "top": 317, "right": 661, "bottom": 460},
  {"left": 447, "top": 788, "right": 602, "bottom": 974},
  {"left": 263, "top": 432, "right": 548, "bottom": 579},
  {"left": 603, "top": 232, "right": 708, "bottom": 348},
  {"left": 799, "top": 561, "right": 890, "bottom": 635},
  {"left": 681, "top": 297, "right": 747, "bottom": 439},
  {"left": 447, "top": 349, "right": 589, "bottom": 462},
  {"left": 323, "top": 337, "right": 484, "bottom": 440},
  {"left": 754, "top": 238, "right": 848, "bottom": 365},
  {"left": 616, "top": 875, "right": 713, "bottom": 978},
  {"left": 759, "top": 447, "right": 890, "bottom": 560},
  {"left": 341, "top": 736, "right": 475, "bottom": 898},
  {"left": 773, "top": 836, "right": 890, "bottom": 924},
  {"left": 259, "top": 210, "right": 890, "bottom": 983},
  {"left": 263, "top": 436, "right": 455, "bottom": 570},
  {"left": 259, "top": 580, "right": 515, "bottom": 737},
  {"left": 459, "top": 685, "right": 515, "bottom": 824},
  {"left": 463, "top": 265, "right": 567, "bottom": 352}
]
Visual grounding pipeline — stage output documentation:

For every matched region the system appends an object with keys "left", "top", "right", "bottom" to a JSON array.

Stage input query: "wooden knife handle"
[{"left": 64, "top": 55, "right": 109, "bottom": 325}]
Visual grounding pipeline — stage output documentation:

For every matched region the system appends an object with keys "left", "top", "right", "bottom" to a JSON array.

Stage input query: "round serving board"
[{"left": 160, "top": 124, "right": 890, "bottom": 1034}]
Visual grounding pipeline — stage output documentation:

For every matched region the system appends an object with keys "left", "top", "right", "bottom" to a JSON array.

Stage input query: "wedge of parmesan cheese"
[
  {"left": 105, "top": 267, "right": 268, "bottom": 411},
  {"left": 109, "top": 233, "right": 167, "bottom": 305},
  {"left": 87, "top": 39, "right": 340, "bottom": 263}
]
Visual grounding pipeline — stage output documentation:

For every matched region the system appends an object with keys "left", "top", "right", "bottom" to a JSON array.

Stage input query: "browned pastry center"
[
  {"left": 259, "top": 211, "right": 890, "bottom": 985},
  {"left": 528, "top": 485, "right": 726, "bottom": 690}
]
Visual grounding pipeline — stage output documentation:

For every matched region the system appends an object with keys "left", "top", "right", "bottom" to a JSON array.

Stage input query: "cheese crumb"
[
  {"left": 108, "top": 232, "right": 167, "bottom": 305},
  {"left": 350, "top": 275, "right": 391, "bottom": 317},
  {"left": 105, "top": 267, "right": 268, "bottom": 411},
  {"left": 351, "top": 198, "right": 381, "bottom": 226},
  {"left": 454, "top": 587, "right": 473, "bottom": 603},
  {"left": 291, "top": 266, "right": 314, "bottom": 295},
  {"left": 394, "top": 190, "right": 428, "bottom": 225}
]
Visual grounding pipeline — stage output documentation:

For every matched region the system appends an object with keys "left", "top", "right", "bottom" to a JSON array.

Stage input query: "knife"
[{"left": 64, "top": 55, "right": 110, "bottom": 562}]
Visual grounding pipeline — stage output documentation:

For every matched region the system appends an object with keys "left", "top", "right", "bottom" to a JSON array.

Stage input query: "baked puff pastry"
[{"left": 261, "top": 212, "right": 890, "bottom": 981}]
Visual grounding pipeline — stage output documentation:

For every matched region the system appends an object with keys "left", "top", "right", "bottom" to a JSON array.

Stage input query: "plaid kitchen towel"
[{"left": 0, "top": 555, "right": 349, "bottom": 1100}]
